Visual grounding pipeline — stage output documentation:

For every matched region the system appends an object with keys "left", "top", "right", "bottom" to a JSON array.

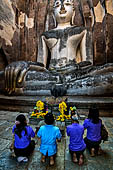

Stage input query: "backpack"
[{"left": 101, "top": 123, "right": 108, "bottom": 142}]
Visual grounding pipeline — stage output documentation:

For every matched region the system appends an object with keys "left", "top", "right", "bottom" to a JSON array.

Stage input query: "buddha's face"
[{"left": 53, "top": 0, "right": 74, "bottom": 24}]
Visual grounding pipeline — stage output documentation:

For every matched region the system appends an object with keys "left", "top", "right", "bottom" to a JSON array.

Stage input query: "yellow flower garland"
[
  {"left": 31, "top": 100, "right": 47, "bottom": 118},
  {"left": 57, "top": 101, "right": 71, "bottom": 121},
  {"left": 31, "top": 100, "right": 71, "bottom": 121},
  {"left": 36, "top": 100, "right": 44, "bottom": 110}
]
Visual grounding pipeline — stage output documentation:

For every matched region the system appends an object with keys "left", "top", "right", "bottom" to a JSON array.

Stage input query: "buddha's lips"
[{"left": 60, "top": 10, "right": 67, "bottom": 14}]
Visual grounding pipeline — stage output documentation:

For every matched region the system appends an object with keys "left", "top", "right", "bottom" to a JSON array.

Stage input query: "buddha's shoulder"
[
  {"left": 42, "top": 26, "right": 86, "bottom": 38},
  {"left": 42, "top": 28, "right": 64, "bottom": 39},
  {"left": 68, "top": 26, "right": 86, "bottom": 35},
  {"left": 71, "top": 25, "right": 86, "bottom": 30}
]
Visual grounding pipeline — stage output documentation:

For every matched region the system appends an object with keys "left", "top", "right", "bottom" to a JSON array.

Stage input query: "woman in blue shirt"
[
  {"left": 12, "top": 114, "right": 35, "bottom": 162},
  {"left": 37, "top": 113, "right": 61, "bottom": 166},
  {"left": 66, "top": 114, "right": 86, "bottom": 166},
  {"left": 83, "top": 107, "right": 102, "bottom": 156}
]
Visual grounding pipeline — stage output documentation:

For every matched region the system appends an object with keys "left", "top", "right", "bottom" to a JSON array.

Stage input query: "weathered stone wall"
[
  {"left": 93, "top": 0, "right": 113, "bottom": 65},
  {"left": 0, "top": 0, "right": 113, "bottom": 71},
  {"left": 0, "top": 0, "right": 49, "bottom": 70}
]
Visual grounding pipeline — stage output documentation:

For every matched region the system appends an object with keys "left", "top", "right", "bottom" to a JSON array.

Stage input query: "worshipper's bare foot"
[
  {"left": 50, "top": 156, "right": 54, "bottom": 166},
  {"left": 72, "top": 152, "right": 78, "bottom": 163},
  {"left": 41, "top": 155, "right": 46, "bottom": 163},
  {"left": 91, "top": 148, "right": 95, "bottom": 157},
  {"left": 98, "top": 147, "right": 103, "bottom": 155},
  {"left": 78, "top": 155, "right": 84, "bottom": 166},
  {"left": 11, "top": 151, "right": 16, "bottom": 158}
]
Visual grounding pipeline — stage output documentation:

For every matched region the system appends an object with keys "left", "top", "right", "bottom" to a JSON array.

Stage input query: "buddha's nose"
[{"left": 61, "top": 3, "right": 65, "bottom": 11}]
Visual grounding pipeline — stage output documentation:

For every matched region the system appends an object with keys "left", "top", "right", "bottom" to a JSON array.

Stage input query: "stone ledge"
[{"left": 0, "top": 95, "right": 113, "bottom": 116}]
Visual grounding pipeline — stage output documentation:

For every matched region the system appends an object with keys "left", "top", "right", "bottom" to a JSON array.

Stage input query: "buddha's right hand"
[{"left": 5, "top": 61, "right": 46, "bottom": 94}]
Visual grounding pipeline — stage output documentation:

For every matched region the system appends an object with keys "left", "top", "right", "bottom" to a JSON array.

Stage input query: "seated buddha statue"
[
  {"left": 37, "top": 0, "right": 93, "bottom": 70},
  {"left": 3, "top": 0, "right": 113, "bottom": 96}
]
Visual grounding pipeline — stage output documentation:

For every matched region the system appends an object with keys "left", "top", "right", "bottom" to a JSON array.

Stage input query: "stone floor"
[{"left": 0, "top": 110, "right": 113, "bottom": 170}]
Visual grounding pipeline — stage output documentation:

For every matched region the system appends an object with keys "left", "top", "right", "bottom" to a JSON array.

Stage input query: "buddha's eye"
[
  {"left": 54, "top": 1, "right": 61, "bottom": 8},
  {"left": 56, "top": 4, "right": 60, "bottom": 7},
  {"left": 65, "top": 3, "right": 71, "bottom": 6},
  {"left": 64, "top": 0, "right": 72, "bottom": 6}
]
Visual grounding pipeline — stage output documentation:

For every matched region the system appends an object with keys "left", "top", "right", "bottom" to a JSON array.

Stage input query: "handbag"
[
  {"left": 9, "top": 133, "right": 16, "bottom": 157},
  {"left": 101, "top": 123, "right": 108, "bottom": 142},
  {"left": 9, "top": 133, "right": 15, "bottom": 151}
]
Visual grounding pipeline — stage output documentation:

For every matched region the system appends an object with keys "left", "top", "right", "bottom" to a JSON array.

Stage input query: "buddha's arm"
[
  {"left": 80, "top": 29, "right": 93, "bottom": 65},
  {"left": 37, "top": 35, "right": 48, "bottom": 68},
  {"left": 80, "top": 30, "right": 87, "bottom": 62}
]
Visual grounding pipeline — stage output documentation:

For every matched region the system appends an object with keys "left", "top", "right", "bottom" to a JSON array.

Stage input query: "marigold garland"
[
  {"left": 31, "top": 100, "right": 48, "bottom": 119},
  {"left": 31, "top": 100, "right": 71, "bottom": 121},
  {"left": 57, "top": 101, "right": 71, "bottom": 121}
]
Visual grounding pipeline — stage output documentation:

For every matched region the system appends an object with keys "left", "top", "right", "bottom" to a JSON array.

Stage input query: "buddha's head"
[{"left": 53, "top": 0, "right": 74, "bottom": 26}]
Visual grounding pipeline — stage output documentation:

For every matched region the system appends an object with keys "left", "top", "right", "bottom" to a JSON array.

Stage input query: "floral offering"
[
  {"left": 57, "top": 101, "right": 71, "bottom": 121},
  {"left": 30, "top": 100, "right": 78, "bottom": 122},
  {"left": 31, "top": 100, "right": 48, "bottom": 119}
]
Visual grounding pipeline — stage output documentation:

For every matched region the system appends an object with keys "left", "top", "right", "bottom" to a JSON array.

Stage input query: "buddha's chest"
[{"left": 43, "top": 26, "right": 86, "bottom": 51}]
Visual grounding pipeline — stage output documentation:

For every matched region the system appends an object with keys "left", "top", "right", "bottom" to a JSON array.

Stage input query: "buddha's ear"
[
  {"left": 71, "top": 10, "right": 75, "bottom": 25},
  {"left": 71, "top": 0, "right": 75, "bottom": 25},
  {"left": 52, "top": 13, "right": 57, "bottom": 28}
]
